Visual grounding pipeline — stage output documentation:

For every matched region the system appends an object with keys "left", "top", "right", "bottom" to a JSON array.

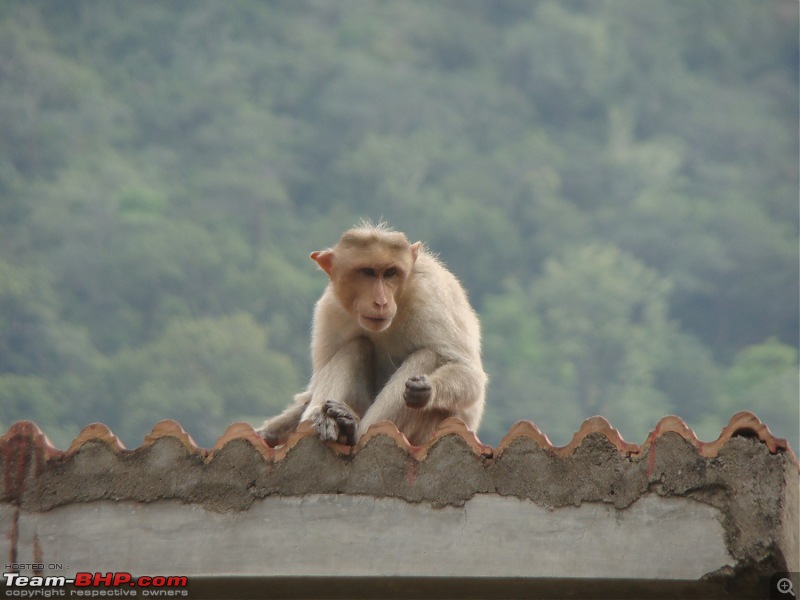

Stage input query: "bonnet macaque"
[{"left": 257, "top": 222, "right": 486, "bottom": 446}]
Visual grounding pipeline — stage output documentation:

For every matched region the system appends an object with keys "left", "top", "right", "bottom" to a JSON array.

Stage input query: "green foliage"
[
  {"left": 0, "top": 0, "right": 796, "bottom": 450},
  {"left": 534, "top": 245, "right": 674, "bottom": 412},
  {"left": 482, "top": 246, "right": 679, "bottom": 444},
  {"left": 726, "top": 338, "right": 798, "bottom": 393},
  {"left": 721, "top": 339, "right": 799, "bottom": 434},
  {"left": 88, "top": 313, "right": 300, "bottom": 447},
  {"left": 0, "top": 374, "right": 61, "bottom": 429},
  {"left": 0, "top": 260, "right": 96, "bottom": 376}
]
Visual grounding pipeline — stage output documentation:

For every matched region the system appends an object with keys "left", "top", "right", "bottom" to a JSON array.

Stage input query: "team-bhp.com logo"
[{"left": 3, "top": 572, "right": 188, "bottom": 597}]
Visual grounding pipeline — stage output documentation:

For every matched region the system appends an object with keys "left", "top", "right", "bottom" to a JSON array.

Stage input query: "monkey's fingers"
[
  {"left": 258, "top": 429, "right": 280, "bottom": 447},
  {"left": 309, "top": 405, "right": 338, "bottom": 442},
  {"left": 404, "top": 375, "right": 432, "bottom": 409},
  {"left": 256, "top": 420, "right": 291, "bottom": 447},
  {"left": 323, "top": 400, "right": 359, "bottom": 445}
]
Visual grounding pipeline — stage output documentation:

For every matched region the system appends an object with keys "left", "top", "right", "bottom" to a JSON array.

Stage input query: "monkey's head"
[{"left": 311, "top": 225, "right": 421, "bottom": 333}]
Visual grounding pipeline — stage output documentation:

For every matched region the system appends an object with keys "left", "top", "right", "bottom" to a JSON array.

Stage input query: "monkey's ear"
[
  {"left": 410, "top": 242, "right": 422, "bottom": 262},
  {"left": 310, "top": 250, "right": 335, "bottom": 276}
]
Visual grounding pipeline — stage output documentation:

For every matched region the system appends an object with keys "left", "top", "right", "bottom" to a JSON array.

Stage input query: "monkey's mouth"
[{"left": 360, "top": 314, "right": 392, "bottom": 331}]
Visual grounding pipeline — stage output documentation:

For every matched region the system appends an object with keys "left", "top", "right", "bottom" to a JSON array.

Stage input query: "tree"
[
  {"left": 720, "top": 338, "right": 799, "bottom": 445},
  {"left": 0, "top": 260, "right": 95, "bottom": 377},
  {"left": 89, "top": 313, "right": 300, "bottom": 448},
  {"left": 481, "top": 279, "right": 579, "bottom": 445},
  {"left": 0, "top": 0, "right": 795, "bottom": 452},
  {"left": 532, "top": 245, "right": 676, "bottom": 441}
]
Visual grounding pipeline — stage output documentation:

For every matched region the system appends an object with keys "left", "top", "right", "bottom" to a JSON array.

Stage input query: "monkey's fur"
[{"left": 257, "top": 222, "right": 486, "bottom": 446}]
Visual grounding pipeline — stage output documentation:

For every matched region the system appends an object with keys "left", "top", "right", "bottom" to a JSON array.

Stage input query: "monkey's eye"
[
  {"left": 359, "top": 267, "right": 377, "bottom": 278},
  {"left": 384, "top": 267, "right": 398, "bottom": 279}
]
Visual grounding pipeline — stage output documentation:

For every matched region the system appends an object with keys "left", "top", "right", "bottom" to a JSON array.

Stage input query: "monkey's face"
[
  {"left": 348, "top": 264, "right": 406, "bottom": 332},
  {"left": 313, "top": 243, "right": 415, "bottom": 334}
]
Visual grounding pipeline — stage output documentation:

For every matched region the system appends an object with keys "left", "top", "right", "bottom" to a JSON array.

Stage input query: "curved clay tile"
[
  {"left": 142, "top": 419, "right": 205, "bottom": 457},
  {"left": 421, "top": 417, "right": 494, "bottom": 460},
  {"left": 636, "top": 414, "right": 703, "bottom": 459},
  {"left": 703, "top": 411, "right": 796, "bottom": 460},
  {"left": 354, "top": 418, "right": 491, "bottom": 461},
  {"left": 65, "top": 422, "right": 126, "bottom": 456},
  {"left": 210, "top": 422, "right": 275, "bottom": 461},
  {"left": 1, "top": 420, "right": 63, "bottom": 461},
  {"left": 355, "top": 420, "right": 416, "bottom": 455},
  {"left": 271, "top": 420, "right": 353, "bottom": 461},
  {"left": 555, "top": 415, "right": 640, "bottom": 457},
  {"left": 495, "top": 420, "right": 554, "bottom": 456},
  {"left": 636, "top": 411, "right": 797, "bottom": 465},
  {"left": 4, "top": 410, "right": 797, "bottom": 468},
  {"left": 496, "top": 416, "right": 640, "bottom": 458}
]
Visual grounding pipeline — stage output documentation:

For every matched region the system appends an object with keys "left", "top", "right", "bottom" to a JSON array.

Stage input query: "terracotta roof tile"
[
  {"left": 423, "top": 417, "right": 494, "bottom": 459},
  {"left": 355, "top": 417, "right": 493, "bottom": 461},
  {"left": 1, "top": 421, "right": 62, "bottom": 462},
  {"left": 496, "top": 415, "right": 641, "bottom": 458},
  {"left": 637, "top": 410, "right": 796, "bottom": 462},
  {"left": 709, "top": 410, "right": 795, "bottom": 457},
  {"left": 355, "top": 420, "right": 417, "bottom": 458},
  {"left": 0, "top": 412, "right": 796, "bottom": 468},
  {"left": 3, "top": 412, "right": 795, "bottom": 580},
  {"left": 211, "top": 421, "right": 272, "bottom": 461},
  {"left": 272, "top": 420, "right": 353, "bottom": 461},
  {"left": 1, "top": 421, "right": 61, "bottom": 499},
  {"left": 495, "top": 419, "right": 553, "bottom": 455},
  {"left": 65, "top": 422, "right": 126, "bottom": 456},
  {"left": 142, "top": 419, "right": 205, "bottom": 457}
]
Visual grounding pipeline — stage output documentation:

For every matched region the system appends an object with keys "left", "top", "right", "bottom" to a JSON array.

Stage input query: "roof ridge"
[
  {"left": 143, "top": 419, "right": 206, "bottom": 457},
  {"left": 207, "top": 418, "right": 494, "bottom": 462},
  {"left": 1, "top": 412, "right": 796, "bottom": 467},
  {"left": 636, "top": 411, "right": 796, "bottom": 461},
  {"left": 0, "top": 420, "right": 62, "bottom": 461},
  {"left": 495, "top": 415, "right": 641, "bottom": 458},
  {"left": 66, "top": 422, "right": 126, "bottom": 455}
]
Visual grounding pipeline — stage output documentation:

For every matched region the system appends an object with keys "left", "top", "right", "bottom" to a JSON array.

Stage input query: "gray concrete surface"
[
  {"left": 1, "top": 420, "right": 798, "bottom": 595},
  {"left": 0, "top": 504, "right": 14, "bottom": 569},
  {"left": 12, "top": 494, "right": 732, "bottom": 579}
]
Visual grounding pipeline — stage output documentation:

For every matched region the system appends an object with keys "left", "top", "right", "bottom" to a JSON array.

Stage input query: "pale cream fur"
[{"left": 257, "top": 223, "right": 487, "bottom": 446}]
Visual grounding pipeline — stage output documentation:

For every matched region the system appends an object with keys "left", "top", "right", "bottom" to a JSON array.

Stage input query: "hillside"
[{"left": 0, "top": 0, "right": 797, "bottom": 449}]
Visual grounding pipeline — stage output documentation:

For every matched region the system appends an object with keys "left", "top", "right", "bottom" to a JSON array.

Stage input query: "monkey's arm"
[
  {"left": 414, "top": 360, "right": 487, "bottom": 415},
  {"left": 255, "top": 334, "right": 373, "bottom": 446},
  {"left": 357, "top": 348, "right": 486, "bottom": 445},
  {"left": 255, "top": 391, "right": 309, "bottom": 446},
  {"left": 301, "top": 336, "right": 375, "bottom": 444}
]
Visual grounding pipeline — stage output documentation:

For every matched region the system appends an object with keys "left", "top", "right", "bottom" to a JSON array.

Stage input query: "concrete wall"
[
  {"left": 14, "top": 494, "right": 733, "bottom": 579},
  {"left": 1, "top": 412, "right": 798, "bottom": 599}
]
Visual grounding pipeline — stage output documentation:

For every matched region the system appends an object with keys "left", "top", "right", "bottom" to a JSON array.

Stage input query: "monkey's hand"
[
  {"left": 310, "top": 399, "right": 359, "bottom": 445},
  {"left": 257, "top": 428, "right": 281, "bottom": 447},
  {"left": 404, "top": 375, "right": 432, "bottom": 409}
]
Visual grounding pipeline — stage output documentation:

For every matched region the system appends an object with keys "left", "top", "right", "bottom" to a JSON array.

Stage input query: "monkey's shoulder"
[{"left": 411, "top": 253, "right": 466, "bottom": 293}]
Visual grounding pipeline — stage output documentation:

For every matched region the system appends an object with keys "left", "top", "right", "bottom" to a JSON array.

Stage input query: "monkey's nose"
[{"left": 373, "top": 294, "right": 388, "bottom": 308}]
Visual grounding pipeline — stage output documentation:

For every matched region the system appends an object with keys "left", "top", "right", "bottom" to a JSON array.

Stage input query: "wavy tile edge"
[
  {"left": 143, "top": 419, "right": 206, "bottom": 458},
  {"left": 65, "top": 422, "right": 126, "bottom": 455},
  {"left": 0, "top": 412, "right": 796, "bottom": 467},
  {"left": 495, "top": 415, "right": 641, "bottom": 458},
  {"left": 0, "top": 420, "right": 63, "bottom": 461},
  {"left": 649, "top": 410, "right": 796, "bottom": 461}
]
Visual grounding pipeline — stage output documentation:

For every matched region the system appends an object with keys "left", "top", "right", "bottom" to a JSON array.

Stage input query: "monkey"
[{"left": 256, "top": 221, "right": 487, "bottom": 447}]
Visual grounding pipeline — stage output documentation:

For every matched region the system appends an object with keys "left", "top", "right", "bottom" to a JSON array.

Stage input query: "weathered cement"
[
  {"left": 12, "top": 494, "right": 732, "bottom": 579},
  {"left": 0, "top": 504, "right": 14, "bottom": 568},
  {"left": 2, "top": 425, "right": 798, "bottom": 588}
]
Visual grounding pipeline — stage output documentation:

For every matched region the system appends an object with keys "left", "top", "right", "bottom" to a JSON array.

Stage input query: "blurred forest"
[{"left": 0, "top": 0, "right": 797, "bottom": 450}]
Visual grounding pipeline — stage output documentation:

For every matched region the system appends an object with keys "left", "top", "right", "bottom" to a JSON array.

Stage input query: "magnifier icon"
[{"left": 777, "top": 578, "right": 796, "bottom": 597}]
